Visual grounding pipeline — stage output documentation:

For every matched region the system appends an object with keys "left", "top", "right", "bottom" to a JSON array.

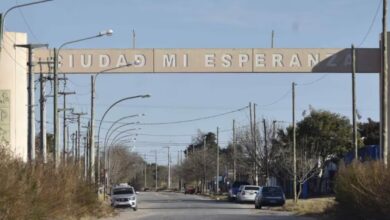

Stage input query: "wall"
[{"left": 0, "top": 32, "right": 27, "bottom": 161}]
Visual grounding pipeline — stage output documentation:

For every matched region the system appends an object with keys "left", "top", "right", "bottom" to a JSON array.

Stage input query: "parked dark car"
[
  {"left": 254, "top": 186, "right": 285, "bottom": 209},
  {"left": 185, "top": 186, "right": 195, "bottom": 194},
  {"left": 228, "top": 181, "right": 250, "bottom": 201}
]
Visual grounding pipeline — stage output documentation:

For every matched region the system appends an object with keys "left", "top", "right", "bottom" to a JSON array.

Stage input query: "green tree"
[
  {"left": 295, "top": 109, "right": 353, "bottom": 160},
  {"left": 274, "top": 109, "right": 354, "bottom": 199},
  {"left": 358, "top": 118, "right": 379, "bottom": 145}
]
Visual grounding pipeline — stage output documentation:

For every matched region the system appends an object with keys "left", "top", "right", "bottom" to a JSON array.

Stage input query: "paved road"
[{"left": 101, "top": 192, "right": 316, "bottom": 220}]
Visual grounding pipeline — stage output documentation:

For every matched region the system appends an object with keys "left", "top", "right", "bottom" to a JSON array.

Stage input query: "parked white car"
[
  {"left": 236, "top": 185, "right": 260, "bottom": 203},
  {"left": 110, "top": 184, "right": 138, "bottom": 211}
]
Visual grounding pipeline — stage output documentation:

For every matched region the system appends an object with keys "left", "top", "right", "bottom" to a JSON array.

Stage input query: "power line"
[
  {"left": 15, "top": 0, "right": 40, "bottom": 42},
  {"left": 256, "top": 88, "right": 291, "bottom": 108},
  {"left": 139, "top": 106, "right": 248, "bottom": 126},
  {"left": 137, "top": 133, "right": 194, "bottom": 137},
  {"left": 46, "top": 100, "right": 242, "bottom": 111},
  {"left": 296, "top": 74, "right": 328, "bottom": 86},
  {"left": 358, "top": 0, "right": 382, "bottom": 47}
]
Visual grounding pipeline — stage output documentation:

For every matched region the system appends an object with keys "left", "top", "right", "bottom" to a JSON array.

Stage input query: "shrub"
[
  {"left": 335, "top": 161, "right": 390, "bottom": 220},
  {"left": 0, "top": 147, "right": 109, "bottom": 220}
]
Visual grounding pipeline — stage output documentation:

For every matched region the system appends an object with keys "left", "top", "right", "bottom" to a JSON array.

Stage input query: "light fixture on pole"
[
  {"left": 108, "top": 127, "right": 141, "bottom": 147},
  {"left": 91, "top": 63, "right": 135, "bottom": 184},
  {"left": 96, "top": 94, "right": 151, "bottom": 198},
  {"left": 102, "top": 114, "right": 144, "bottom": 149},
  {"left": 52, "top": 29, "right": 113, "bottom": 167},
  {"left": 0, "top": 0, "right": 53, "bottom": 47}
]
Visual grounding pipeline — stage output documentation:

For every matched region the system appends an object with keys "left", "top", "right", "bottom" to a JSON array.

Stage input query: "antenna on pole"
[{"left": 132, "top": 29, "right": 136, "bottom": 49}]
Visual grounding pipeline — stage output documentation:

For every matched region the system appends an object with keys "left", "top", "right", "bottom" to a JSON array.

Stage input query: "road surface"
[{"left": 101, "top": 191, "right": 316, "bottom": 220}]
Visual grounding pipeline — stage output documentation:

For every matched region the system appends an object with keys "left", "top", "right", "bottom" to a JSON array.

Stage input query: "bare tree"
[
  {"left": 234, "top": 119, "right": 280, "bottom": 185},
  {"left": 179, "top": 131, "right": 218, "bottom": 193},
  {"left": 108, "top": 145, "right": 144, "bottom": 185}
]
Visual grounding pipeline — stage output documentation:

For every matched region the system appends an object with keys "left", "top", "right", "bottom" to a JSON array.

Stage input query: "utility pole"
[
  {"left": 352, "top": 44, "right": 358, "bottom": 160},
  {"left": 38, "top": 60, "right": 48, "bottom": 163},
  {"left": 165, "top": 146, "right": 171, "bottom": 189},
  {"left": 66, "top": 126, "right": 70, "bottom": 162},
  {"left": 90, "top": 76, "right": 96, "bottom": 183},
  {"left": 53, "top": 48, "right": 59, "bottom": 167},
  {"left": 71, "top": 132, "right": 76, "bottom": 161},
  {"left": 263, "top": 119, "right": 269, "bottom": 186},
  {"left": 253, "top": 103, "right": 258, "bottom": 185},
  {"left": 155, "top": 150, "right": 158, "bottom": 191},
  {"left": 72, "top": 112, "right": 87, "bottom": 164},
  {"left": 382, "top": 0, "right": 388, "bottom": 167},
  {"left": 144, "top": 154, "right": 147, "bottom": 189},
  {"left": 58, "top": 108, "right": 74, "bottom": 161},
  {"left": 216, "top": 127, "right": 220, "bottom": 194},
  {"left": 292, "top": 82, "right": 297, "bottom": 203},
  {"left": 177, "top": 151, "right": 180, "bottom": 190},
  {"left": 83, "top": 136, "right": 88, "bottom": 179},
  {"left": 14, "top": 43, "right": 48, "bottom": 162},
  {"left": 59, "top": 81, "right": 75, "bottom": 162},
  {"left": 203, "top": 136, "right": 206, "bottom": 193},
  {"left": 82, "top": 122, "right": 91, "bottom": 180},
  {"left": 233, "top": 119, "right": 237, "bottom": 182},
  {"left": 271, "top": 30, "right": 275, "bottom": 48},
  {"left": 249, "top": 102, "right": 255, "bottom": 184}
]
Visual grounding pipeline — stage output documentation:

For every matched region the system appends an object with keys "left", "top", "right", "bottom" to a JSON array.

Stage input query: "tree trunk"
[{"left": 297, "top": 182, "right": 303, "bottom": 203}]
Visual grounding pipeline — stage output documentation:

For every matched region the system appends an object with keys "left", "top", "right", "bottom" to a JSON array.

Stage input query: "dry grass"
[
  {"left": 205, "top": 193, "right": 229, "bottom": 201},
  {"left": 0, "top": 147, "right": 113, "bottom": 220},
  {"left": 334, "top": 161, "right": 390, "bottom": 220},
  {"left": 271, "top": 197, "right": 336, "bottom": 216}
]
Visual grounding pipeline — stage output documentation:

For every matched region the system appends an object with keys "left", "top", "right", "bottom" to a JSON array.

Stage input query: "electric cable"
[{"left": 139, "top": 106, "right": 248, "bottom": 126}]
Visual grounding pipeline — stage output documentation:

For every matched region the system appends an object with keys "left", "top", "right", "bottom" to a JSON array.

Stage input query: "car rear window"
[
  {"left": 113, "top": 188, "right": 134, "bottom": 195},
  {"left": 244, "top": 186, "right": 259, "bottom": 191},
  {"left": 262, "top": 187, "right": 283, "bottom": 195}
]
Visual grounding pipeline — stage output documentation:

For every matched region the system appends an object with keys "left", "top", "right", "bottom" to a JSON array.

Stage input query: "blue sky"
[{"left": 1, "top": 0, "right": 382, "bottom": 164}]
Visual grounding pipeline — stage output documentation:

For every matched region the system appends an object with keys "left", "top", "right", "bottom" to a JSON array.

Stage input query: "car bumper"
[
  {"left": 238, "top": 195, "right": 256, "bottom": 202},
  {"left": 260, "top": 199, "right": 285, "bottom": 206},
  {"left": 112, "top": 200, "right": 137, "bottom": 207}
]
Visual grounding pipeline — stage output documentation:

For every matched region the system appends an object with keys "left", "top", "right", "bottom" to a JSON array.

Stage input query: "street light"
[
  {"left": 110, "top": 136, "right": 137, "bottom": 150},
  {"left": 103, "top": 114, "right": 144, "bottom": 147},
  {"left": 104, "top": 122, "right": 140, "bottom": 146},
  {"left": 112, "top": 137, "right": 137, "bottom": 147},
  {"left": 0, "top": 0, "right": 53, "bottom": 47},
  {"left": 52, "top": 29, "right": 113, "bottom": 167},
  {"left": 108, "top": 128, "right": 141, "bottom": 147},
  {"left": 96, "top": 94, "right": 150, "bottom": 195},
  {"left": 91, "top": 63, "right": 135, "bottom": 184}
]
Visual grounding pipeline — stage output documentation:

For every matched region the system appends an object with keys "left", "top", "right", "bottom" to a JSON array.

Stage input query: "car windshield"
[
  {"left": 113, "top": 188, "right": 134, "bottom": 195},
  {"left": 244, "top": 186, "right": 259, "bottom": 191},
  {"left": 262, "top": 187, "right": 283, "bottom": 196}
]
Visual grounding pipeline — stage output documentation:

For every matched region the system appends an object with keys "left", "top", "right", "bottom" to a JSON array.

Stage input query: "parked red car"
[{"left": 185, "top": 186, "right": 195, "bottom": 194}]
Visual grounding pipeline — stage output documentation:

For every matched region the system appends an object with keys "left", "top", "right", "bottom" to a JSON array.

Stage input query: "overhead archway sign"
[{"left": 33, "top": 48, "right": 380, "bottom": 74}]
